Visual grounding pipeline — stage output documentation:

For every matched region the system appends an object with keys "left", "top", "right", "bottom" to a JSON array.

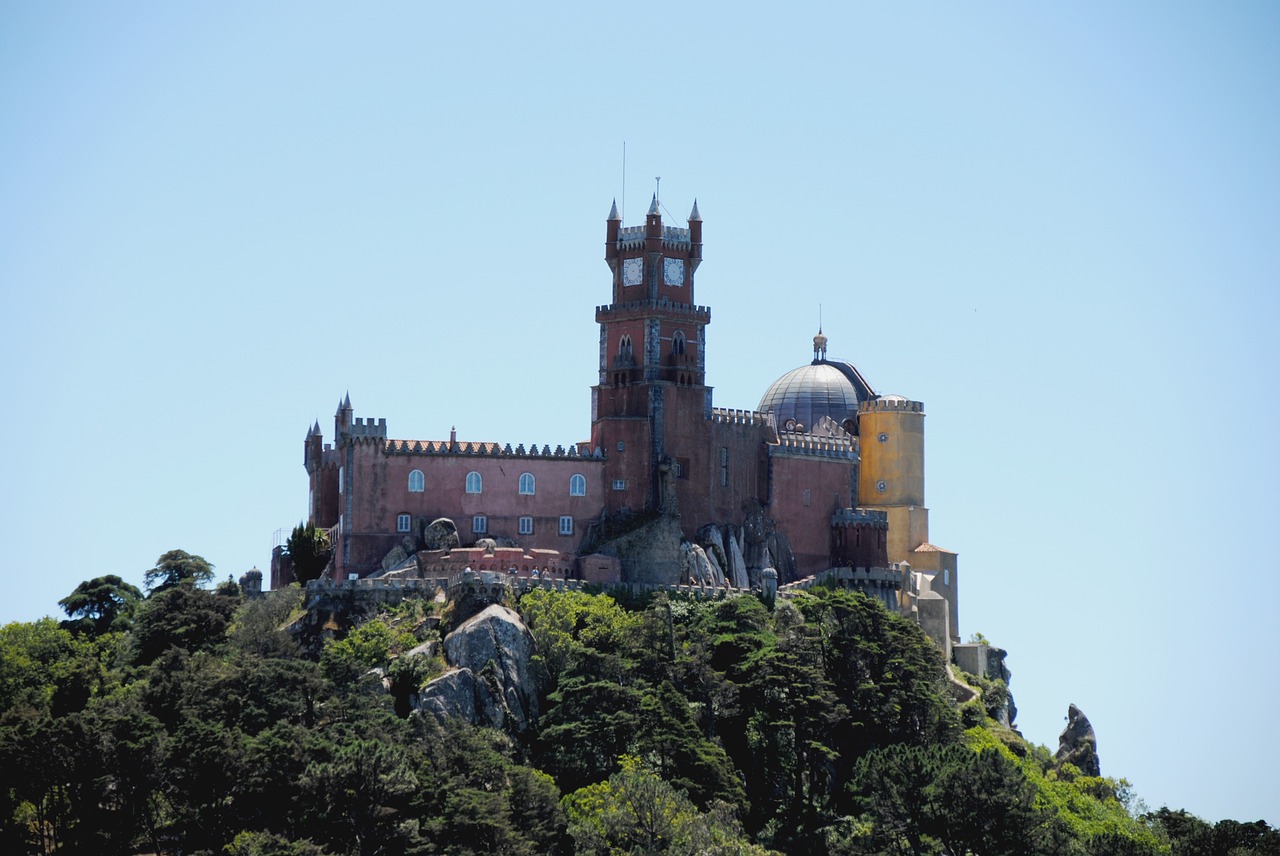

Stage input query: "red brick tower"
[{"left": 592, "top": 196, "right": 710, "bottom": 517}]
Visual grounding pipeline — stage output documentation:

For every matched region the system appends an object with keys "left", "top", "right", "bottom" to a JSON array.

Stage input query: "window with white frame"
[
  {"left": 518, "top": 472, "right": 535, "bottom": 495},
  {"left": 396, "top": 513, "right": 411, "bottom": 533},
  {"left": 518, "top": 516, "right": 534, "bottom": 535},
  {"left": 472, "top": 515, "right": 487, "bottom": 534},
  {"left": 408, "top": 469, "right": 425, "bottom": 492},
  {"left": 465, "top": 471, "right": 482, "bottom": 494},
  {"left": 612, "top": 479, "right": 626, "bottom": 491},
  {"left": 559, "top": 515, "right": 574, "bottom": 535},
  {"left": 569, "top": 473, "right": 586, "bottom": 496}
]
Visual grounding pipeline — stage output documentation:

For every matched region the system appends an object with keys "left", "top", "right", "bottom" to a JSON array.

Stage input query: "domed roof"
[{"left": 758, "top": 345, "right": 877, "bottom": 434}]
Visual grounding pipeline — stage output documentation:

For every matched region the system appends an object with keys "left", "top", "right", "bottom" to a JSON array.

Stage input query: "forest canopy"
[{"left": 0, "top": 556, "right": 1274, "bottom": 855}]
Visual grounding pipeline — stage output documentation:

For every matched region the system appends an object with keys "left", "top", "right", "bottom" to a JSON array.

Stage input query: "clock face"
[
  {"left": 663, "top": 257, "right": 684, "bottom": 286},
  {"left": 622, "top": 258, "right": 644, "bottom": 286}
]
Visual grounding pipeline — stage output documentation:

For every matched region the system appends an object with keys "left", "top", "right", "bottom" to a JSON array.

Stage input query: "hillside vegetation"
[{"left": 1, "top": 556, "right": 1276, "bottom": 855}]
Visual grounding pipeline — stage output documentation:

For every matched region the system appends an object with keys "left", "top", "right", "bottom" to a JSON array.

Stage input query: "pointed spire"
[
  {"left": 608, "top": 198, "right": 620, "bottom": 220},
  {"left": 314, "top": 419, "right": 321, "bottom": 435},
  {"left": 306, "top": 422, "right": 315, "bottom": 438},
  {"left": 342, "top": 391, "right": 351, "bottom": 409},
  {"left": 647, "top": 193, "right": 659, "bottom": 216},
  {"left": 689, "top": 198, "right": 701, "bottom": 221}
]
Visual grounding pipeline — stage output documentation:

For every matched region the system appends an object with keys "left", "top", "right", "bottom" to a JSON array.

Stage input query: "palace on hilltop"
[{"left": 275, "top": 196, "right": 961, "bottom": 651}]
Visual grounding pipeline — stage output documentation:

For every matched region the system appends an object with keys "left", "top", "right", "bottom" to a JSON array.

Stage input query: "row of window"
[
  {"left": 397, "top": 513, "right": 574, "bottom": 536},
  {"left": 408, "top": 470, "right": 587, "bottom": 497}
]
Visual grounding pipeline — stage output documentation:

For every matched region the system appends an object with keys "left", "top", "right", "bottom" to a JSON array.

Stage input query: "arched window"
[
  {"left": 518, "top": 472, "right": 535, "bottom": 495},
  {"left": 569, "top": 473, "right": 586, "bottom": 496},
  {"left": 408, "top": 469, "right": 425, "bottom": 492},
  {"left": 618, "top": 334, "right": 633, "bottom": 360},
  {"left": 466, "top": 471, "right": 483, "bottom": 494},
  {"left": 671, "top": 330, "right": 686, "bottom": 355}
]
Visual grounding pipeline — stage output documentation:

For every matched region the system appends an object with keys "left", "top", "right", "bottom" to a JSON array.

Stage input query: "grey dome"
[{"left": 758, "top": 359, "right": 876, "bottom": 434}]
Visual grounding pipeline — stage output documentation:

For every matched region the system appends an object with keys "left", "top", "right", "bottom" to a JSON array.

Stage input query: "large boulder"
[
  {"left": 422, "top": 517, "right": 460, "bottom": 551},
  {"left": 414, "top": 604, "right": 541, "bottom": 732},
  {"left": 1054, "top": 703, "right": 1100, "bottom": 776}
]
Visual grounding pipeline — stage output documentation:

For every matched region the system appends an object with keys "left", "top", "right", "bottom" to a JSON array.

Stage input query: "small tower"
[{"left": 335, "top": 393, "right": 353, "bottom": 440}]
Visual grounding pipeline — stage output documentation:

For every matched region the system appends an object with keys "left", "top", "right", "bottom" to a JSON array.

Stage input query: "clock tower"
[{"left": 592, "top": 195, "right": 709, "bottom": 516}]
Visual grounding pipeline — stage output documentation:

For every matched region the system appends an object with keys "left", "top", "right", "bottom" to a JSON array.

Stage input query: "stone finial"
[
  {"left": 608, "top": 198, "right": 620, "bottom": 221},
  {"left": 813, "top": 329, "right": 828, "bottom": 361},
  {"left": 689, "top": 198, "right": 701, "bottom": 221}
]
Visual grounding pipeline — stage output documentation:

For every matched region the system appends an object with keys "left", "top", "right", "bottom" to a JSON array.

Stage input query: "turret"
[
  {"left": 305, "top": 420, "right": 323, "bottom": 472},
  {"left": 335, "top": 393, "right": 353, "bottom": 437},
  {"left": 645, "top": 193, "right": 662, "bottom": 252},
  {"left": 606, "top": 198, "right": 621, "bottom": 257},
  {"left": 689, "top": 199, "right": 702, "bottom": 272}
]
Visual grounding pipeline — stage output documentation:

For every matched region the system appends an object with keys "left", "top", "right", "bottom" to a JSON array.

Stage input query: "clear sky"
[{"left": 2, "top": 0, "right": 1277, "bottom": 826}]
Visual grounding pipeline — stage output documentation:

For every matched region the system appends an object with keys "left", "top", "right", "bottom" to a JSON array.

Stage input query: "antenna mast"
[{"left": 621, "top": 141, "right": 626, "bottom": 222}]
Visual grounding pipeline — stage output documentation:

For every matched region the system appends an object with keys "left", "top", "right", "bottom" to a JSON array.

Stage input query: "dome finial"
[
  {"left": 813, "top": 304, "right": 827, "bottom": 361},
  {"left": 813, "top": 329, "right": 828, "bottom": 362}
]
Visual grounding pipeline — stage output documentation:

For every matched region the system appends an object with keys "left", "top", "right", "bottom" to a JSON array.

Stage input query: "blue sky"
[{"left": 2, "top": 1, "right": 1277, "bottom": 825}]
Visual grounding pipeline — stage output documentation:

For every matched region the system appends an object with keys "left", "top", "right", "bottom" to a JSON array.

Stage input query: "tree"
[
  {"left": 58, "top": 575, "right": 142, "bottom": 636},
  {"left": 283, "top": 523, "right": 332, "bottom": 585},
  {"left": 144, "top": 549, "right": 214, "bottom": 592},
  {"left": 129, "top": 583, "right": 238, "bottom": 665},
  {"left": 563, "top": 756, "right": 771, "bottom": 856}
]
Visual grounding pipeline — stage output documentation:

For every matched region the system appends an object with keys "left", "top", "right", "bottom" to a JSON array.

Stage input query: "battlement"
[
  {"left": 778, "top": 564, "right": 906, "bottom": 597},
  {"left": 662, "top": 225, "right": 691, "bottom": 247},
  {"left": 306, "top": 571, "right": 749, "bottom": 603},
  {"left": 859, "top": 397, "right": 924, "bottom": 414},
  {"left": 831, "top": 507, "right": 889, "bottom": 527},
  {"left": 710, "top": 407, "right": 771, "bottom": 428},
  {"left": 345, "top": 417, "right": 388, "bottom": 438},
  {"left": 596, "top": 299, "right": 711, "bottom": 324},
  {"left": 617, "top": 225, "right": 646, "bottom": 249},
  {"left": 384, "top": 438, "right": 605, "bottom": 460},
  {"left": 769, "top": 431, "right": 858, "bottom": 460}
]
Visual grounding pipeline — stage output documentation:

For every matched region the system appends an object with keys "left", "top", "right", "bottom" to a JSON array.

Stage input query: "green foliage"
[
  {"left": 144, "top": 548, "right": 215, "bottom": 592},
  {"left": 284, "top": 522, "right": 332, "bottom": 585},
  {"left": 563, "top": 755, "right": 774, "bottom": 856},
  {"left": 58, "top": 574, "right": 143, "bottom": 636},
  {"left": 129, "top": 580, "right": 240, "bottom": 665},
  {"left": 318, "top": 618, "right": 417, "bottom": 685},
  {"left": 10, "top": 566, "right": 1280, "bottom": 856}
]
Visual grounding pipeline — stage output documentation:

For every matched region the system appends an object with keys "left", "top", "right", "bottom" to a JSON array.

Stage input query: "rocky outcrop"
[
  {"left": 726, "top": 529, "right": 750, "bottom": 589},
  {"left": 414, "top": 604, "right": 541, "bottom": 732},
  {"left": 680, "top": 541, "right": 725, "bottom": 587},
  {"left": 1055, "top": 703, "right": 1100, "bottom": 776}
]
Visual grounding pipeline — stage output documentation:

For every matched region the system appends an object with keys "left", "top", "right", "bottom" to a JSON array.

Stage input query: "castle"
[{"left": 278, "top": 196, "right": 961, "bottom": 651}]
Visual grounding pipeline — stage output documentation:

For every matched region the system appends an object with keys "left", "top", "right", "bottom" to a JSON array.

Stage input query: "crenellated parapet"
[
  {"left": 710, "top": 407, "right": 771, "bottom": 428},
  {"left": 384, "top": 439, "right": 604, "bottom": 459},
  {"left": 859, "top": 397, "right": 924, "bottom": 414},
  {"left": 614, "top": 224, "right": 694, "bottom": 251},
  {"left": 596, "top": 299, "right": 711, "bottom": 324},
  {"left": 769, "top": 431, "right": 859, "bottom": 460},
  {"left": 344, "top": 417, "right": 387, "bottom": 439},
  {"left": 832, "top": 507, "right": 889, "bottom": 528}
]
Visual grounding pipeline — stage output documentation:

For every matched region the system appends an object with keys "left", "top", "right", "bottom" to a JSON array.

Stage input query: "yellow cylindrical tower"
[{"left": 857, "top": 395, "right": 925, "bottom": 507}]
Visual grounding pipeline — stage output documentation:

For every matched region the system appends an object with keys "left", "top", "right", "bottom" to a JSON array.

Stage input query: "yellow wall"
[{"left": 857, "top": 400, "right": 925, "bottom": 508}]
